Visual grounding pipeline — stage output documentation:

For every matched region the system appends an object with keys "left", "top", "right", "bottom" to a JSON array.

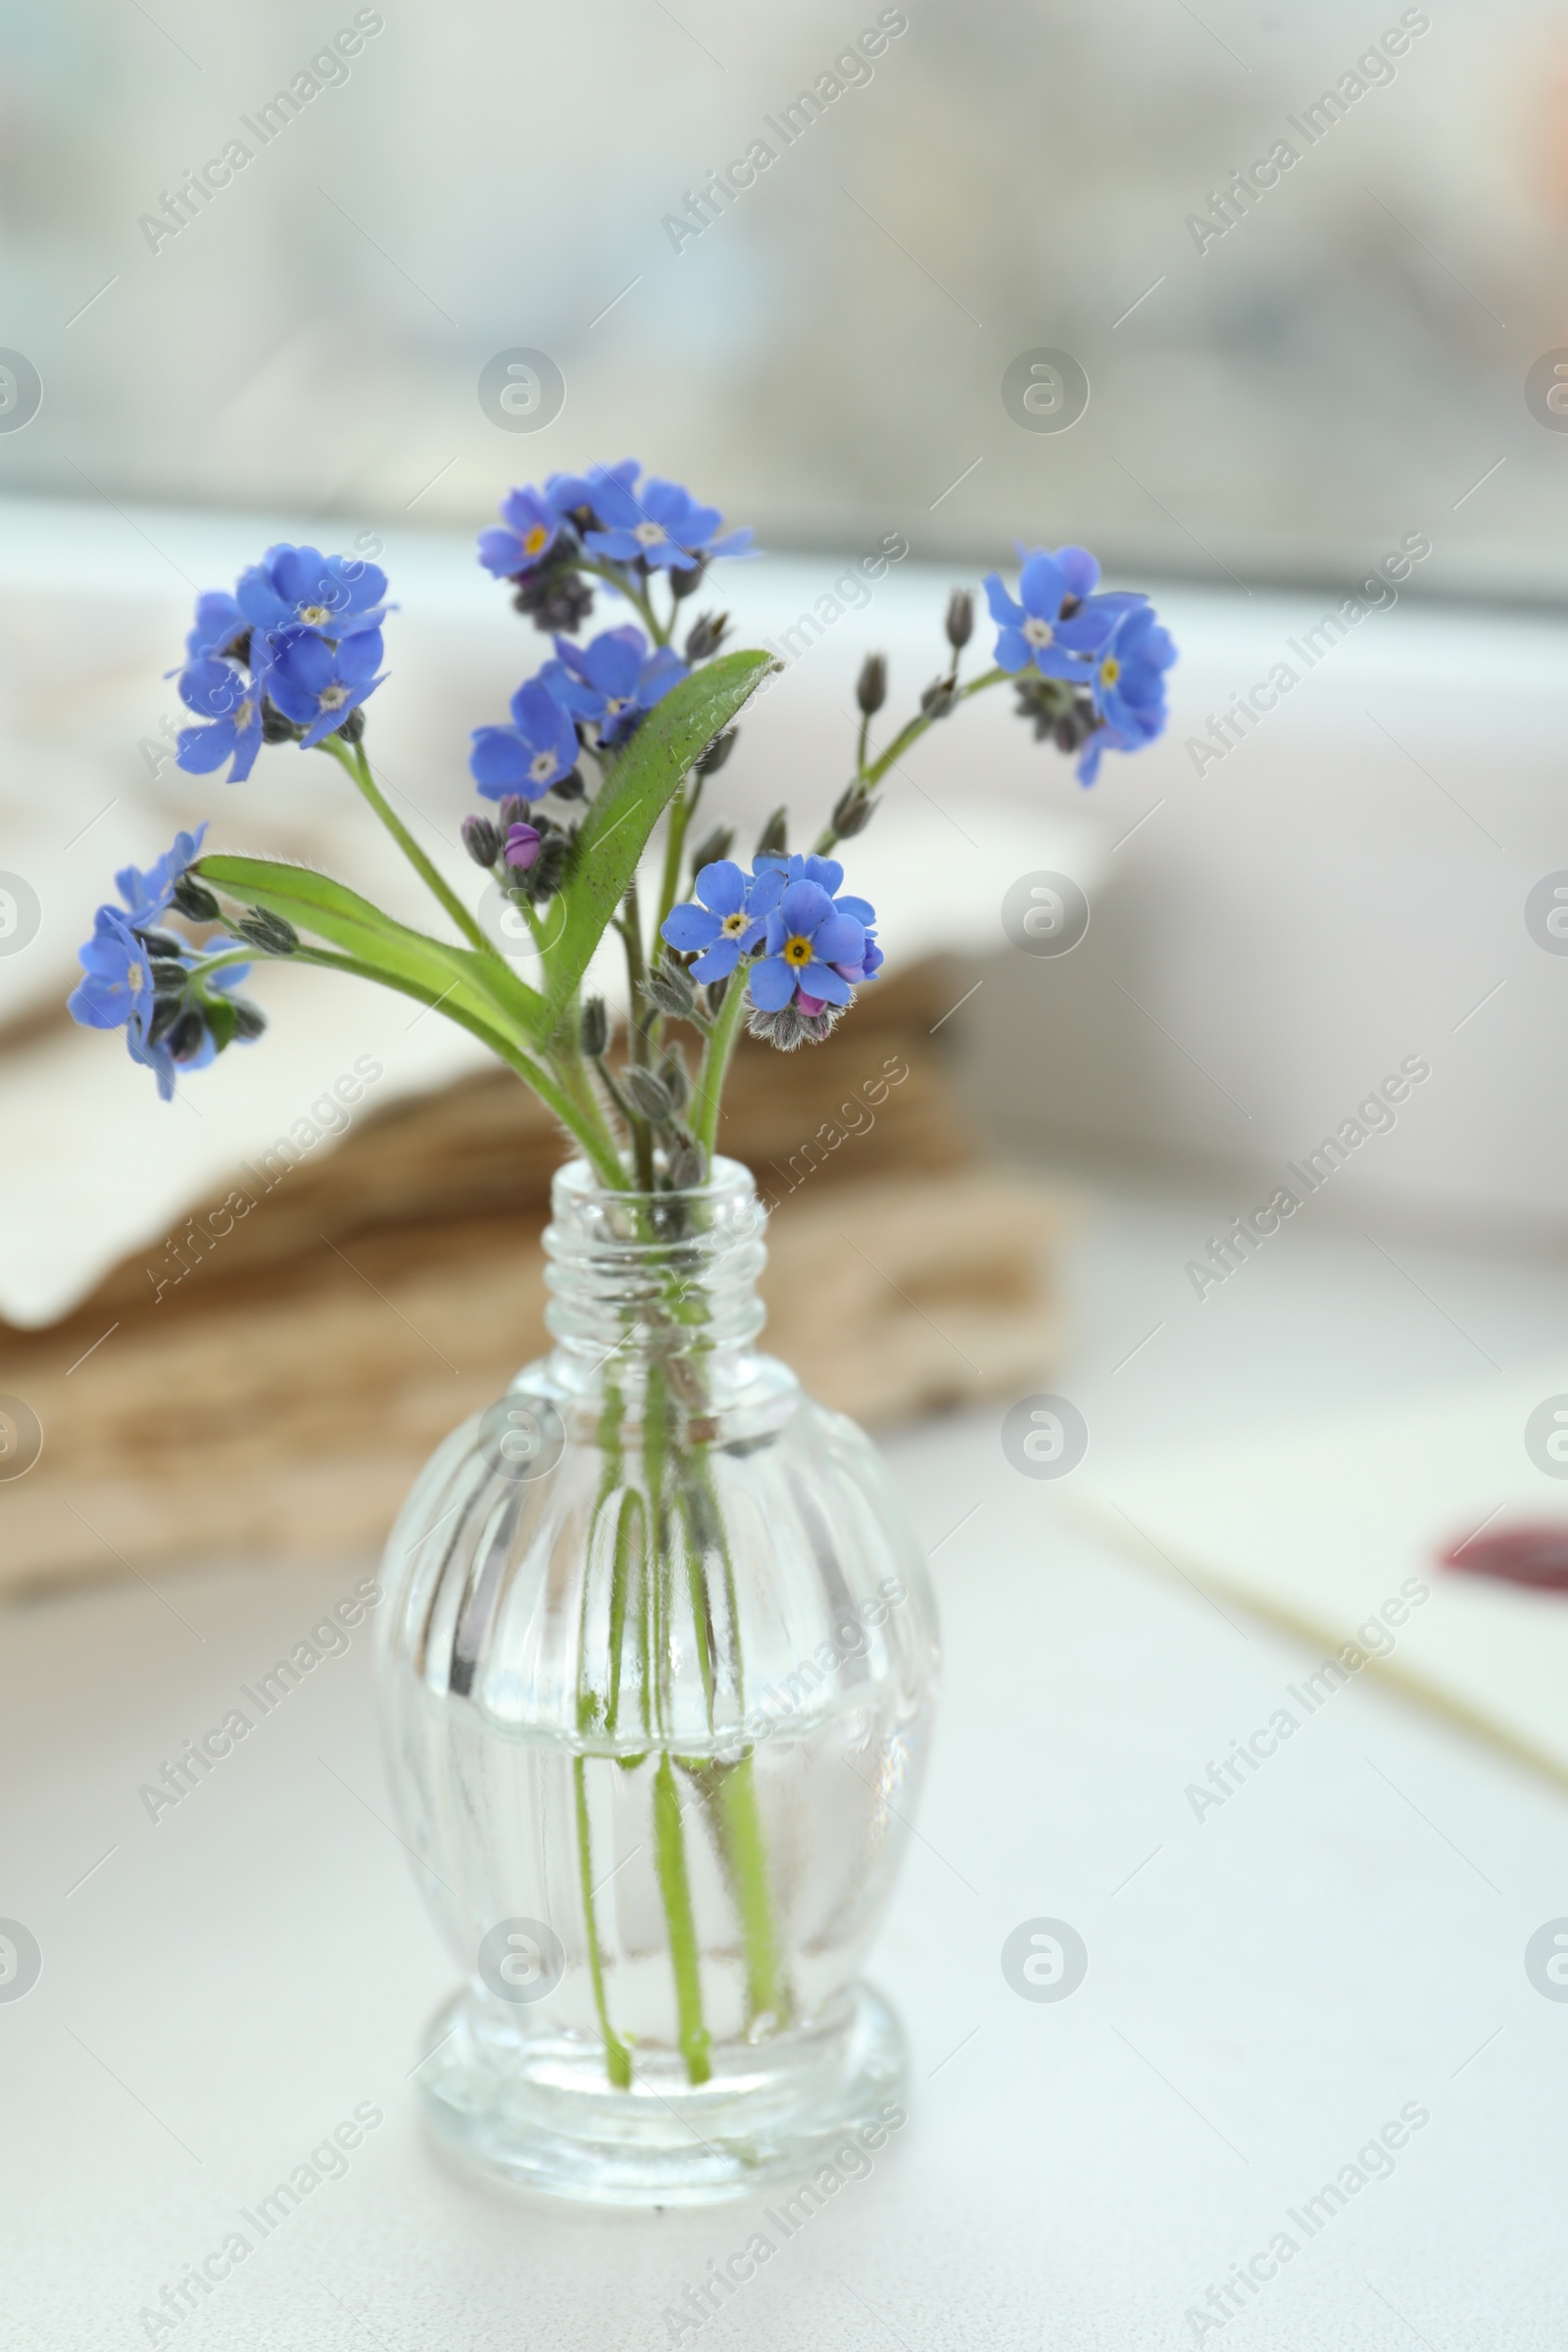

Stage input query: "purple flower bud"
[{"left": 505, "top": 821, "right": 542, "bottom": 872}]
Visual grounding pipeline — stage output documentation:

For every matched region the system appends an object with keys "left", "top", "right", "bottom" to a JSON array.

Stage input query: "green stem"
[
  {"left": 320, "top": 736, "right": 496, "bottom": 957},
  {"left": 547, "top": 1026, "right": 630, "bottom": 1190},
  {"left": 656, "top": 778, "right": 693, "bottom": 937},
  {"left": 711, "top": 1756, "right": 788, "bottom": 2026},
  {"left": 186, "top": 948, "right": 262, "bottom": 980},
  {"left": 688, "top": 974, "right": 750, "bottom": 1158},
  {"left": 573, "top": 1757, "right": 632, "bottom": 2087},
  {"left": 618, "top": 878, "right": 653, "bottom": 1065},
  {"left": 812, "top": 664, "right": 1008, "bottom": 854},
  {"left": 578, "top": 560, "right": 666, "bottom": 647},
  {"left": 653, "top": 1755, "right": 710, "bottom": 2084}
]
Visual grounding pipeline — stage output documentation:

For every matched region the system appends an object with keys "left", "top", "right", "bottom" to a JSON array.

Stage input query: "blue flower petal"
[
  {"left": 661, "top": 904, "right": 722, "bottom": 954},
  {"left": 690, "top": 936, "right": 742, "bottom": 981},
  {"left": 747, "top": 956, "right": 798, "bottom": 1011},
  {"left": 695, "top": 860, "right": 746, "bottom": 917}
]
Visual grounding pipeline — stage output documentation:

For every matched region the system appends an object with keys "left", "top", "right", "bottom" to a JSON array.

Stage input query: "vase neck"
[{"left": 541, "top": 1156, "right": 769, "bottom": 1401}]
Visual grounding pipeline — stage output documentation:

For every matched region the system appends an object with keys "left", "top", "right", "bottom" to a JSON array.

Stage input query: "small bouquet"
[
  {"left": 65, "top": 471, "right": 1178, "bottom": 2132},
  {"left": 68, "top": 461, "right": 1176, "bottom": 1183}
]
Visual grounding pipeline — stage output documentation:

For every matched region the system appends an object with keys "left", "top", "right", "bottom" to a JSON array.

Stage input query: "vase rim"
[{"left": 551, "top": 1152, "right": 758, "bottom": 1213}]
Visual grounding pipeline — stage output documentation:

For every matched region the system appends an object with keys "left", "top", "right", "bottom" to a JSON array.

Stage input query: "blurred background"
[
  {"left": 4, "top": 0, "right": 1567, "bottom": 584},
  {"left": 9, "top": 15, "right": 1568, "bottom": 2338},
  {"left": 3, "top": 0, "right": 1568, "bottom": 1586}
]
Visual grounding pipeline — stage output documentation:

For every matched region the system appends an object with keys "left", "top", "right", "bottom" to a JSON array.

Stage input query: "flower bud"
[
  {"left": 498, "top": 795, "right": 534, "bottom": 830},
  {"left": 227, "top": 997, "right": 268, "bottom": 1040},
  {"left": 514, "top": 565, "right": 594, "bottom": 635},
  {"left": 705, "top": 972, "right": 729, "bottom": 1013},
  {"left": 688, "top": 825, "right": 735, "bottom": 875},
  {"left": 338, "top": 706, "right": 367, "bottom": 745},
  {"left": 461, "top": 815, "right": 504, "bottom": 867},
  {"left": 533, "top": 834, "right": 569, "bottom": 894},
  {"left": 919, "top": 676, "right": 956, "bottom": 720},
  {"left": 167, "top": 1007, "right": 207, "bottom": 1061},
  {"left": 504, "top": 821, "right": 542, "bottom": 872},
  {"left": 669, "top": 557, "right": 709, "bottom": 602},
  {"left": 856, "top": 654, "right": 888, "bottom": 714},
  {"left": 660, "top": 1049, "right": 690, "bottom": 1113},
  {"left": 831, "top": 784, "right": 875, "bottom": 839},
  {"left": 132, "top": 925, "right": 183, "bottom": 956},
  {"left": 695, "top": 726, "right": 736, "bottom": 776},
  {"left": 580, "top": 996, "right": 609, "bottom": 1058},
  {"left": 945, "top": 589, "right": 974, "bottom": 650},
  {"left": 146, "top": 993, "right": 187, "bottom": 1047},
  {"left": 645, "top": 956, "right": 696, "bottom": 1016},
  {"left": 261, "top": 701, "right": 303, "bottom": 745},
  {"left": 550, "top": 767, "right": 586, "bottom": 801},
  {"left": 621, "top": 1065, "right": 674, "bottom": 1123},
  {"left": 755, "top": 806, "right": 788, "bottom": 858},
  {"left": 171, "top": 876, "right": 221, "bottom": 922},
  {"left": 235, "top": 907, "right": 299, "bottom": 955},
  {"left": 664, "top": 1133, "right": 707, "bottom": 1190},
  {"left": 684, "top": 611, "right": 730, "bottom": 662}
]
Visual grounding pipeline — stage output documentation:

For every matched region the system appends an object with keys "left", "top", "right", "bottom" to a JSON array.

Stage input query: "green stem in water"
[
  {"left": 320, "top": 735, "right": 497, "bottom": 958},
  {"left": 573, "top": 1756, "right": 632, "bottom": 2087},
  {"left": 653, "top": 1754, "right": 710, "bottom": 2084},
  {"left": 710, "top": 1755, "right": 789, "bottom": 2026}
]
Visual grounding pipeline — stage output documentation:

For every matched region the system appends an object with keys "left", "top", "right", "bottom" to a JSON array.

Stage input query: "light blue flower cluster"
[
  {"left": 983, "top": 544, "right": 1176, "bottom": 784},
  {"left": 467, "top": 463, "right": 756, "bottom": 804},
  {"left": 67, "top": 825, "right": 261, "bottom": 1099},
  {"left": 477, "top": 459, "right": 755, "bottom": 586},
  {"left": 661, "top": 854, "right": 880, "bottom": 1041},
  {"left": 172, "top": 543, "right": 389, "bottom": 782}
]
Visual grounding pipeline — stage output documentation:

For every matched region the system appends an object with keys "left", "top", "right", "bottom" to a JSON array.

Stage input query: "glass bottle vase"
[{"left": 375, "top": 1156, "right": 941, "bottom": 2204}]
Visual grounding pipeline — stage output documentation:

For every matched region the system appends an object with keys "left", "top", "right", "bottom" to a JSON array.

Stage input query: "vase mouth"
[
  {"left": 542, "top": 1153, "right": 768, "bottom": 1367},
  {"left": 550, "top": 1152, "right": 762, "bottom": 1231}
]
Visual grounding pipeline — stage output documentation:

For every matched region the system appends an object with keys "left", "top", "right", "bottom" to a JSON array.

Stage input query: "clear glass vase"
[{"left": 375, "top": 1155, "right": 940, "bottom": 2204}]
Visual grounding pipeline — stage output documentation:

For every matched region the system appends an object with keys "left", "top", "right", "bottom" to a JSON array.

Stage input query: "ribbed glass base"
[{"left": 415, "top": 1980, "right": 906, "bottom": 2206}]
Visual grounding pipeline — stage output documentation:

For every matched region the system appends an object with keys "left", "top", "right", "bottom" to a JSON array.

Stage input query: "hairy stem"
[{"left": 688, "top": 975, "right": 750, "bottom": 1158}]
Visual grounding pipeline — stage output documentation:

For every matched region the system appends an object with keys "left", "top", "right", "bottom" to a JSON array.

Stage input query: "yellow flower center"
[
  {"left": 523, "top": 524, "right": 549, "bottom": 557},
  {"left": 318, "top": 682, "right": 349, "bottom": 710},
  {"left": 1022, "top": 617, "right": 1054, "bottom": 647},
  {"left": 782, "top": 935, "right": 813, "bottom": 967},
  {"left": 1101, "top": 656, "right": 1121, "bottom": 687},
  {"left": 634, "top": 520, "right": 666, "bottom": 548},
  {"left": 720, "top": 911, "right": 748, "bottom": 937},
  {"left": 127, "top": 961, "right": 145, "bottom": 994},
  {"left": 298, "top": 602, "right": 334, "bottom": 626}
]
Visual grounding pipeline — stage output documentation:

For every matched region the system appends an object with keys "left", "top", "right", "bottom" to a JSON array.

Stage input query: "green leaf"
[
  {"left": 194, "top": 853, "right": 551, "bottom": 1047},
  {"left": 540, "top": 648, "right": 775, "bottom": 1015}
]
